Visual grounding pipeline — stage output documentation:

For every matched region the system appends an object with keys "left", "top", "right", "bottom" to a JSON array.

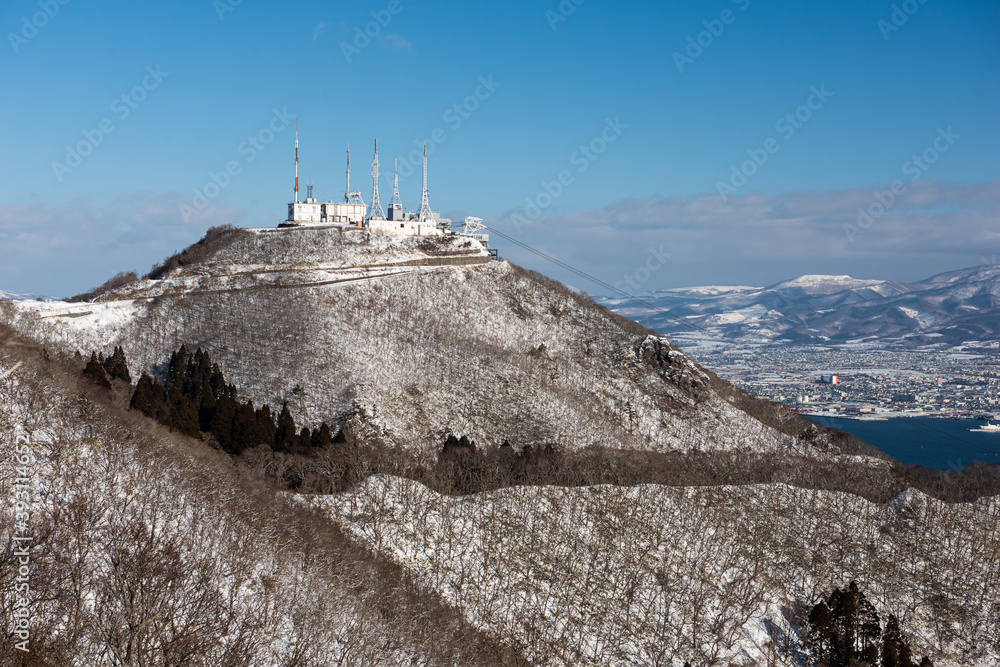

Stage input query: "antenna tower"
[
  {"left": 418, "top": 143, "right": 433, "bottom": 222},
  {"left": 367, "top": 138, "right": 384, "bottom": 220},
  {"left": 391, "top": 157, "right": 403, "bottom": 210},
  {"left": 345, "top": 145, "right": 351, "bottom": 202}
]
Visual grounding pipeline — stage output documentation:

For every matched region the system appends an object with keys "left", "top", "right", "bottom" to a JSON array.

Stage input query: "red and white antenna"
[{"left": 294, "top": 119, "right": 299, "bottom": 203}]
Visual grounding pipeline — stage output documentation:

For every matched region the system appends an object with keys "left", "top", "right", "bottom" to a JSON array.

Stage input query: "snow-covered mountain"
[
  {"left": 2, "top": 226, "right": 996, "bottom": 666},
  {"left": 600, "top": 265, "right": 1000, "bottom": 346},
  {"left": 3, "top": 226, "right": 791, "bottom": 457},
  {"left": 0, "top": 289, "right": 37, "bottom": 301}
]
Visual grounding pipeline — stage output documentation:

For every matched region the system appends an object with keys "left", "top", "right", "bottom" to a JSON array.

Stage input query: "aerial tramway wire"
[{"left": 482, "top": 224, "right": 713, "bottom": 335}]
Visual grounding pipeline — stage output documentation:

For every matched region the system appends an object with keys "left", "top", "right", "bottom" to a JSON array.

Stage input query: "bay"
[{"left": 809, "top": 416, "right": 1000, "bottom": 471}]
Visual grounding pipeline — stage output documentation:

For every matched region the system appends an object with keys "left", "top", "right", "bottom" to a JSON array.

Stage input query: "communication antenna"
[
  {"left": 294, "top": 119, "right": 299, "bottom": 203},
  {"left": 418, "top": 143, "right": 433, "bottom": 222},
  {"left": 391, "top": 157, "right": 403, "bottom": 210},
  {"left": 367, "top": 138, "right": 384, "bottom": 220}
]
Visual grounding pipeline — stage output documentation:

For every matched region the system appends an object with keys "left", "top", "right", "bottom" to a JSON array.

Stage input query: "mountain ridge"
[{"left": 601, "top": 264, "right": 1000, "bottom": 346}]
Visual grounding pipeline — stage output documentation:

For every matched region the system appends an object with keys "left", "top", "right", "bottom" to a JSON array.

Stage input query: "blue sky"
[{"left": 0, "top": 0, "right": 997, "bottom": 296}]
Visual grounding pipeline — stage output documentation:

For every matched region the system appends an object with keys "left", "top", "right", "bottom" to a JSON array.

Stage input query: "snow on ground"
[
  {"left": 0, "top": 351, "right": 490, "bottom": 665},
  {"left": 8, "top": 299, "right": 143, "bottom": 354},
  {"left": 771, "top": 275, "right": 883, "bottom": 291},
  {"left": 316, "top": 474, "right": 1000, "bottom": 667},
  {"left": 4, "top": 227, "right": 796, "bottom": 457}
]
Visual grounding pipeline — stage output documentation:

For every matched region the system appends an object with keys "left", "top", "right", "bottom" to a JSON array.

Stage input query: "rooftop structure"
[{"left": 280, "top": 128, "right": 489, "bottom": 248}]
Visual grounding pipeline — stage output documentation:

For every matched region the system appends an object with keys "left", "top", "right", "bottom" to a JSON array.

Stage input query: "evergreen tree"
[
  {"left": 198, "top": 386, "right": 217, "bottom": 432},
  {"left": 103, "top": 345, "right": 132, "bottom": 383},
  {"left": 257, "top": 405, "right": 276, "bottom": 448},
  {"left": 857, "top": 588, "right": 882, "bottom": 664},
  {"left": 274, "top": 404, "right": 297, "bottom": 452},
  {"left": 170, "top": 395, "right": 202, "bottom": 439},
  {"left": 296, "top": 426, "right": 313, "bottom": 455},
  {"left": 209, "top": 363, "right": 227, "bottom": 399},
  {"left": 82, "top": 352, "right": 112, "bottom": 389},
  {"left": 807, "top": 600, "right": 836, "bottom": 665},
  {"left": 130, "top": 373, "right": 163, "bottom": 418},
  {"left": 882, "top": 615, "right": 904, "bottom": 667},
  {"left": 210, "top": 394, "right": 239, "bottom": 453},
  {"left": 829, "top": 584, "right": 859, "bottom": 666},
  {"left": 167, "top": 344, "right": 189, "bottom": 389},
  {"left": 231, "top": 400, "right": 265, "bottom": 454},
  {"left": 312, "top": 422, "right": 333, "bottom": 449}
]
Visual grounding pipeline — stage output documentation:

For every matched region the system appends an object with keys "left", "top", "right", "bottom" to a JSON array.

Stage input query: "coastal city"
[{"left": 684, "top": 340, "right": 1000, "bottom": 420}]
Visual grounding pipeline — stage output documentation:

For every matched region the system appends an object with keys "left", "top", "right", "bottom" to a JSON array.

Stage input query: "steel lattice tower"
[
  {"left": 345, "top": 146, "right": 351, "bottom": 202},
  {"left": 418, "top": 143, "right": 433, "bottom": 222},
  {"left": 391, "top": 157, "right": 403, "bottom": 211},
  {"left": 367, "top": 138, "right": 384, "bottom": 221}
]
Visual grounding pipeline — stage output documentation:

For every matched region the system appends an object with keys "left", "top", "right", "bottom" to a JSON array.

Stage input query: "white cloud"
[
  {"left": 489, "top": 180, "right": 1000, "bottom": 291},
  {"left": 0, "top": 193, "right": 243, "bottom": 297}
]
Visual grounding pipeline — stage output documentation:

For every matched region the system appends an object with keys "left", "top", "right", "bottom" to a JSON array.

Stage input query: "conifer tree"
[
  {"left": 103, "top": 345, "right": 132, "bottom": 383},
  {"left": 275, "top": 404, "right": 297, "bottom": 452},
  {"left": 231, "top": 400, "right": 264, "bottom": 454},
  {"left": 211, "top": 394, "right": 239, "bottom": 453},
  {"left": 257, "top": 405, "right": 276, "bottom": 448},
  {"left": 170, "top": 395, "right": 202, "bottom": 439},
  {"left": 130, "top": 373, "right": 164, "bottom": 417},
  {"left": 882, "top": 614, "right": 905, "bottom": 667},
  {"left": 296, "top": 426, "right": 313, "bottom": 455},
  {"left": 829, "top": 584, "right": 858, "bottom": 666},
  {"left": 312, "top": 422, "right": 333, "bottom": 449},
  {"left": 198, "top": 386, "right": 217, "bottom": 432},
  {"left": 82, "top": 352, "right": 112, "bottom": 389},
  {"left": 807, "top": 600, "right": 835, "bottom": 665},
  {"left": 857, "top": 589, "right": 882, "bottom": 665}
]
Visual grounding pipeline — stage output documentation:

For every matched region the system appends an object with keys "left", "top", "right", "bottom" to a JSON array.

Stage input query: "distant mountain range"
[
  {"left": 0, "top": 289, "right": 35, "bottom": 301},
  {"left": 600, "top": 264, "right": 1000, "bottom": 346}
]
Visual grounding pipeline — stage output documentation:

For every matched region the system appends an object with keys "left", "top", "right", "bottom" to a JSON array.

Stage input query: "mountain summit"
[{"left": 7, "top": 225, "right": 788, "bottom": 456}]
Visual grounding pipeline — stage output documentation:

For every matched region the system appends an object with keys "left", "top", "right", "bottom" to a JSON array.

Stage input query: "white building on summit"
[{"left": 281, "top": 127, "right": 456, "bottom": 238}]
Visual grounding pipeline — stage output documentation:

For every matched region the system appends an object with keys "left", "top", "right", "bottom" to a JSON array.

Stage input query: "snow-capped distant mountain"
[
  {"left": 601, "top": 265, "right": 1000, "bottom": 346},
  {"left": 0, "top": 289, "right": 35, "bottom": 301}
]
